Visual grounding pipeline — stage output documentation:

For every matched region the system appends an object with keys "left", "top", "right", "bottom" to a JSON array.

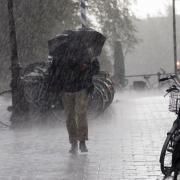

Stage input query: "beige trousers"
[{"left": 62, "top": 89, "right": 89, "bottom": 144}]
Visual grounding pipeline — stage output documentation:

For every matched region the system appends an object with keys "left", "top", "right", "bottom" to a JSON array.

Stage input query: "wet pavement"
[{"left": 0, "top": 90, "right": 177, "bottom": 180}]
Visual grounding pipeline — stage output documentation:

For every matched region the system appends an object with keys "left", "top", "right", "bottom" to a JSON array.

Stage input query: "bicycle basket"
[{"left": 169, "top": 91, "right": 180, "bottom": 114}]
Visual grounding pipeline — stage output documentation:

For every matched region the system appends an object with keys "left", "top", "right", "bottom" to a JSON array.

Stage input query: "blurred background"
[{"left": 1, "top": 0, "right": 180, "bottom": 91}]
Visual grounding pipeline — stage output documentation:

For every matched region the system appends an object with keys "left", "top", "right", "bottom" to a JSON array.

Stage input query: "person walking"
[{"left": 61, "top": 43, "right": 100, "bottom": 153}]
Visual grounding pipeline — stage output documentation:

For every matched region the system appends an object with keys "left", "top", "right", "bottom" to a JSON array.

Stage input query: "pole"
[
  {"left": 173, "top": 0, "right": 177, "bottom": 75},
  {"left": 80, "top": 0, "right": 87, "bottom": 28},
  {"left": 7, "top": 0, "right": 22, "bottom": 122}
]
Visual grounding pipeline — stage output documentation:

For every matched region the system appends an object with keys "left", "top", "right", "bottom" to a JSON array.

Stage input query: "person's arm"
[{"left": 91, "top": 58, "right": 100, "bottom": 75}]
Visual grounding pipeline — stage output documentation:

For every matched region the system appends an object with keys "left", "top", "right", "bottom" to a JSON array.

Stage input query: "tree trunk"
[
  {"left": 113, "top": 40, "right": 125, "bottom": 87},
  {"left": 7, "top": 0, "right": 23, "bottom": 124}
]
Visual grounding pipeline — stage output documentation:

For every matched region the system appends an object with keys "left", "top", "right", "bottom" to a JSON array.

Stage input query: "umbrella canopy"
[
  {"left": 63, "top": 28, "right": 106, "bottom": 58},
  {"left": 48, "top": 34, "right": 69, "bottom": 58},
  {"left": 48, "top": 28, "right": 106, "bottom": 59}
]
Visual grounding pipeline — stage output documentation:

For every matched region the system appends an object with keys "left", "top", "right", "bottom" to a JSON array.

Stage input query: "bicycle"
[
  {"left": 159, "top": 74, "right": 180, "bottom": 179},
  {"left": 20, "top": 62, "right": 115, "bottom": 120}
]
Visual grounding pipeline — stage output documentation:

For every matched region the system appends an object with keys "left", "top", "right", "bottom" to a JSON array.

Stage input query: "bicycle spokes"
[{"left": 160, "top": 126, "right": 180, "bottom": 177}]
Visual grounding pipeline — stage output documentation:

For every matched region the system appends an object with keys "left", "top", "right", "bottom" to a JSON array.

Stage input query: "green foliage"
[
  {"left": 89, "top": 0, "right": 138, "bottom": 54},
  {"left": 1, "top": 0, "right": 79, "bottom": 64},
  {"left": 0, "top": 0, "right": 79, "bottom": 90},
  {"left": 13, "top": 0, "right": 79, "bottom": 63},
  {"left": 88, "top": 0, "right": 138, "bottom": 83},
  {"left": 0, "top": 0, "right": 137, "bottom": 90}
]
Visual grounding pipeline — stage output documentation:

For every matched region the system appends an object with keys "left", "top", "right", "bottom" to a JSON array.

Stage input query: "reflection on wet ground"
[{"left": 0, "top": 90, "right": 176, "bottom": 179}]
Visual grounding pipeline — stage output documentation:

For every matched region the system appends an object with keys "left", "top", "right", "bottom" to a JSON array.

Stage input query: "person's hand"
[
  {"left": 79, "top": 63, "right": 89, "bottom": 72},
  {"left": 87, "top": 84, "right": 94, "bottom": 94}
]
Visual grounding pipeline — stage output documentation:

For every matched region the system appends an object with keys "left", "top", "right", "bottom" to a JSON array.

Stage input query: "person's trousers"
[{"left": 62, "top": 89, "right": 89, "bottom": 144}]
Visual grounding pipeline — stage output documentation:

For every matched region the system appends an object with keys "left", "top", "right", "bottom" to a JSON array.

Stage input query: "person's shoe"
[
  {"left": 79, "top": 141, "right": 88, "bottom": 152},
  {"left": 69, "top": 142, "right": 78, "bottom": 154}
]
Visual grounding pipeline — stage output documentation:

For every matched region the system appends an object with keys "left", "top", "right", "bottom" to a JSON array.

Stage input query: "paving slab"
[{"left": 0, "top": 90, "right": 177, "bottom": 180}]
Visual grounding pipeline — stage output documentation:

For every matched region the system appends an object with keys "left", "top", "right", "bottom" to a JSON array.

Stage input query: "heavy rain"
[{"left": 1, "top": 0, "right": 180, "bottom": 179}]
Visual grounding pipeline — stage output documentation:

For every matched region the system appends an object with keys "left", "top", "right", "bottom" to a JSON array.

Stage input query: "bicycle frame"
[{"left": 159, "top": 75, "right": 180, "bottom": 179}]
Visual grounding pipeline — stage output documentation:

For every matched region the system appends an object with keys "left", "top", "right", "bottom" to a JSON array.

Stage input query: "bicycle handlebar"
[
  {"left": 159, "top": 74, "right": 180, "bottom": 96},
  {"left": 166, "top": 85, "right": 178, "bottom": 93},
  {"left": 159, "top": 77, "right": 169, "bottom": 82},
  {"left": 159, "top": 74, "right": 176, "bottom": 82}
]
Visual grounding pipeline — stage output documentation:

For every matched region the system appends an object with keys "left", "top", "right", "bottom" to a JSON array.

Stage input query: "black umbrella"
[
  {"left": 48, "top": 28, "right": 106, "bottom": 59},
  {"left": 63, "top": 28, "right": 106, "bottom": 58},
  {"left": 48, "top": 34, "right": 69, "bottom": 57}
]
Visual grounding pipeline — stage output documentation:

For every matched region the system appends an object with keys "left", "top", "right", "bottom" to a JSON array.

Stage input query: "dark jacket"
[
  {"left": 62, "top": 56, "right": 100, "bottom": 93},
  {"left": 49, "top": 45, "right": 100, "bottom": 93}
]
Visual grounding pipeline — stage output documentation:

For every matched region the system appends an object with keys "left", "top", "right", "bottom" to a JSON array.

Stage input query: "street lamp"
[{"left": 173, "top": 0, "right": 177, "bottom": 75}]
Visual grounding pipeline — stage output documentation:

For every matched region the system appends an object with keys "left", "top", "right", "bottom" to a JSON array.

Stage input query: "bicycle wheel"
[
  {"left": 88, "top": 87, "right": 104, "bottom": 119},
  {"left": 160, "top": 122, "right": 179, "bottom": 176},
  {"left": 172, "top": 133, "right": 180, "bottom": 179}
]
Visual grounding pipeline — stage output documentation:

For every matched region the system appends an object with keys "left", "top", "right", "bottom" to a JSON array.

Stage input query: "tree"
[
  {"left": 0, "top": 0, "right": 79, "bottom": 91},
  {"left": 89, "top": 0, "right": 138, "bottom": 86},
  {"left": 13, "top": 0, "right": 79, "bottom": 64},
  {"left": 89, "top": 0, "right": 137, "bottom": 53},
  {"left": 5, "top": 0, "right": 81, "bottom": 124},
  {"left": 7, "top": 0, "right": 24, "bottom": 124}
]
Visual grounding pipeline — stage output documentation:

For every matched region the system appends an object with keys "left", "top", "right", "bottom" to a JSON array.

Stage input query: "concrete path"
[{"left": 0, "top": 90, "right": 176, "bottom": 180}]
